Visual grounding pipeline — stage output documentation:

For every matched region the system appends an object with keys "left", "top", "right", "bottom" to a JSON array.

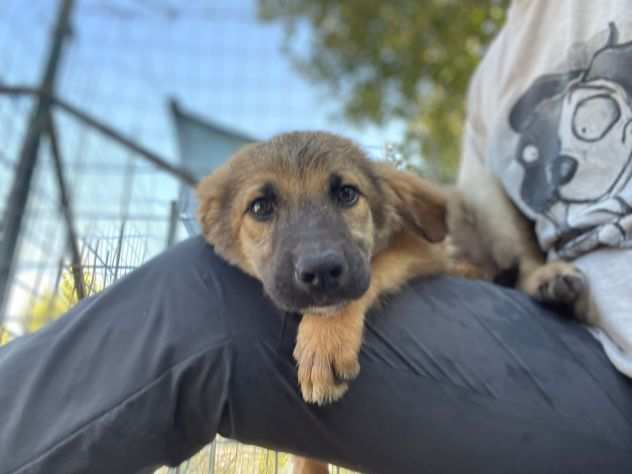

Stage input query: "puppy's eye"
[
  {"left": 248, "top": 197, "right": 275, "bottom": 221},
  {"left": 335, "top": 185, "right": 359, "bottom": 208}
]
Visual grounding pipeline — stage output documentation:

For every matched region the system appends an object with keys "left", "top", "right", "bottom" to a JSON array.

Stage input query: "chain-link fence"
[{"left": 0, "top": 1, "right": 406, "bottom": 471}]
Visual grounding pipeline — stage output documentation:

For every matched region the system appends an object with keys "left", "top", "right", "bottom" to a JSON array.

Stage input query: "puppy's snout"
[{"left": 295, "top": 250, "right": 348, "bottom": 292}]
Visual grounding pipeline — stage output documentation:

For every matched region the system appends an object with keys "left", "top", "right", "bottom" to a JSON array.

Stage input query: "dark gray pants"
[{"left": 1, "top": 236, "right": 631, "bottom": 474}]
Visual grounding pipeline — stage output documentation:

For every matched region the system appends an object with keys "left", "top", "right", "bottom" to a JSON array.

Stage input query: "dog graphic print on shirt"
[{"left": 504, "top": 22, "right": 632, "bottom": 259}]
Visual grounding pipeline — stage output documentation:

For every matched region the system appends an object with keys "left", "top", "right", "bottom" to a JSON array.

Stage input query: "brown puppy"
[
  {"left": 197, "top": 131, "right": 457, "bottom": 472},
  {"left": 197, "top": 131, "right": 451, "bottom": 404}
]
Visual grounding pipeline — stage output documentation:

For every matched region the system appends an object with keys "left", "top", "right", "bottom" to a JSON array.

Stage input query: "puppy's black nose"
[{"left": 295, "top": 251, "right": 347, "bottom": 292}]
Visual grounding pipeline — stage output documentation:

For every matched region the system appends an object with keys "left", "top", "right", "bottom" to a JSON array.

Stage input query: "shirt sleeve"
[{"left": 457, "top": 63, "right": 489, "bottom": 186}]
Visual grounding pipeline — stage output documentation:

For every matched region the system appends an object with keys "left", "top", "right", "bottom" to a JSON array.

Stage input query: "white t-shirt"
[{"left": 462, "top": 0, "right": 632, "bottom": 376}]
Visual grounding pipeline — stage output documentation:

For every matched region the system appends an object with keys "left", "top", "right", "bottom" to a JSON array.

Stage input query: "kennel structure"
[{"left": 170, "top": 98, "right": 256, "bottom": 237}]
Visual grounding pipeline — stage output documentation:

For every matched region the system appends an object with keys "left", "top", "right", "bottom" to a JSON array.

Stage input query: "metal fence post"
[
  {"left": 207, "top": 442, "right": 216, "bottom": 474},
  {"left": 47, "top": 113, "right": 85, "bottom": 299},
  {"left": 0, "top": 0, "right": 75, "bottom": 322},
  {"left": 166, "top": 200, "right": 179, "bottom": 248}
]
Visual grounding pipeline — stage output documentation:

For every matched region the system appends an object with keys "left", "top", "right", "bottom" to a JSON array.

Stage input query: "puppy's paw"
[
  {"left": 295, "top": 356, "right": 349, "bottom": 406},
  {"left": 521, "top": 261, "right": 586, "bottom": 306},
  {"left": 294, "top": 317, "right": 361, "bottom": 405}
]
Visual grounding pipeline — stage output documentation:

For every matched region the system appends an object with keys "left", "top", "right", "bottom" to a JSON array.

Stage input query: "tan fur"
[
  {"left": 293, "top": 456, "right": 330, "bottom": 474},
  {"left": 197, "top": 131, "right": 463, "bottom": 474},
  {"left": 197, "top": 134, "right": 402, "bottom": 280}
]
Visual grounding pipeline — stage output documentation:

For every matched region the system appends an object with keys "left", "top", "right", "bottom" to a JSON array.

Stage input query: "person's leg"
[
  {"left": 1, "top": 236, "right": 631, "bottom": 474},
  {"left": 225, "top": 255, "right": 632, "bottom": 473}
]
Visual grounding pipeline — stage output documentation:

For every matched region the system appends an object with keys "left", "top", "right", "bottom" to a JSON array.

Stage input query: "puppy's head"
[{"left": 197, "top": 131, "right": 446, "bottom": 313}]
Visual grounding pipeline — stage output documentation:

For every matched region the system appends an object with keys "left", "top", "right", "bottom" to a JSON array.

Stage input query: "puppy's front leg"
[{"left": 294, "top": 299, "right": 366, "bottom": 405}]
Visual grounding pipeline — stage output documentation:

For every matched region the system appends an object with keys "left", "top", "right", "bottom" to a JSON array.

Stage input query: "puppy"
[
  {"left": 197, "top": 130, "right": 453, "bottom": 403},
  {"left": 197, "top": 131, "right": 460, "bottom": 473}
]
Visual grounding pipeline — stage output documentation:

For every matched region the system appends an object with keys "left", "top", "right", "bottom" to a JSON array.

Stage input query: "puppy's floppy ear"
[
  {"left": 375, "top": 162, "right": 448, "bottom": 242},
  {"left": 196, "top": 143, "right": 258, "bottom": 249},
  {"left": 196, "top": 164, "right": 233, "bottom": 249}
]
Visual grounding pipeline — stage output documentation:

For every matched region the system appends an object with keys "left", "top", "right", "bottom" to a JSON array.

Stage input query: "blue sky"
[{"left": 69, "top": 0, "right": 404, "bottom": 154}]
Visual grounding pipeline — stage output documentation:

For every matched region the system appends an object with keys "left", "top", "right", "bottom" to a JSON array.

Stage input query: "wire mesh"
[{"left": 0, "top": 1, "right": 405, "bottom": 471}]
